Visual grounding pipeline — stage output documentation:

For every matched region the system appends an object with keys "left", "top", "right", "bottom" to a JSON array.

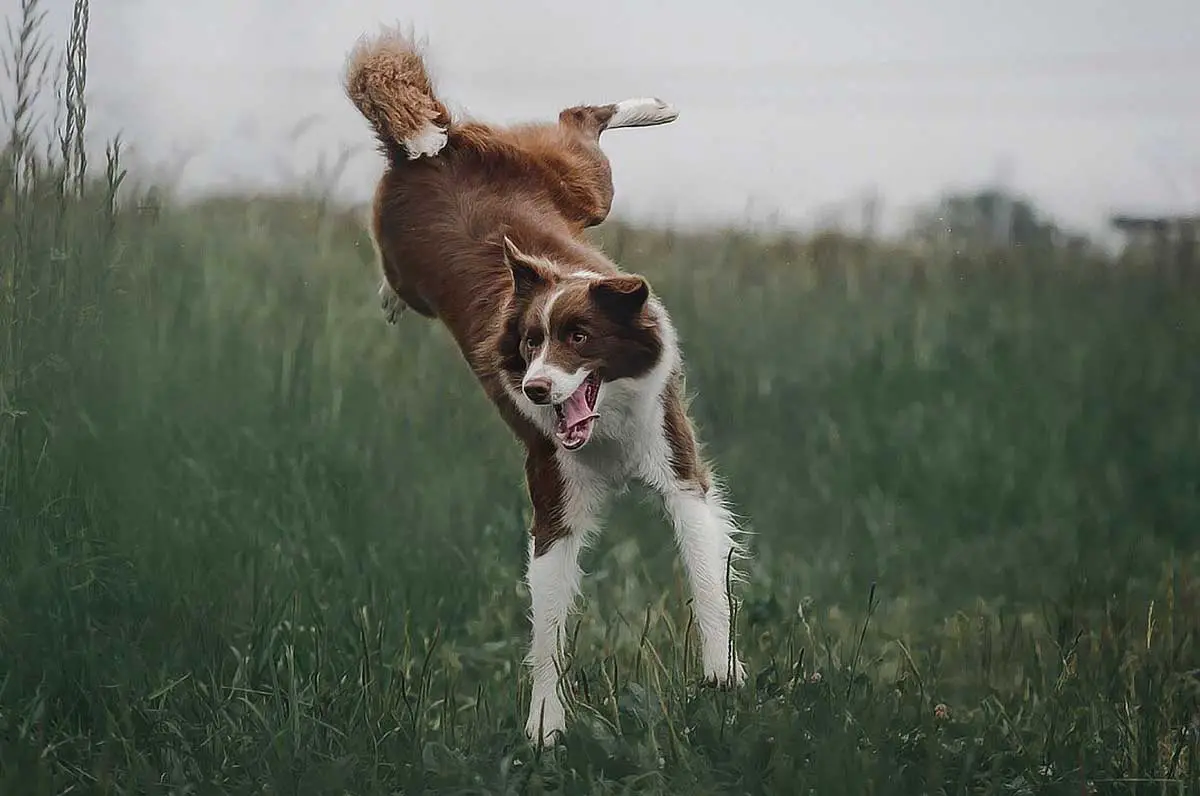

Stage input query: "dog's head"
[{"left": 496, "top": 236, "right": 664, "bottom": 451}]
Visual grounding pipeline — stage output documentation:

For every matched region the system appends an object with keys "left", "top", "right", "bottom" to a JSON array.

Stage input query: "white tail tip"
[{"left": 405, "top": 121, "right": 448, "bottom": 159}]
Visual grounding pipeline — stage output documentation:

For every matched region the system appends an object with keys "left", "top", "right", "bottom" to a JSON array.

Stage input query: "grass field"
[{"left": 3, "top": 6, "right": 1200, "bottom": 794}]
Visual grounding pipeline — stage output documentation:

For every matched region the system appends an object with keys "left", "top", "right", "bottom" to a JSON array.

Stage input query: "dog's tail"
[{"left": 344, "top": 27, "right": 452, "bottom": 161}]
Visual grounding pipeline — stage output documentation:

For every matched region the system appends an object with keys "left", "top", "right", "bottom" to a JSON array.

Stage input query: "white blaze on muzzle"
[{"left": 522, "top": 349, "right": 588, "bottom": 404}]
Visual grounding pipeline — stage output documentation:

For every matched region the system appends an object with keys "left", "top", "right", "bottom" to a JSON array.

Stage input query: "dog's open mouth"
[{"left": 553, "top": 373, "right": 600, "bottom": 450}]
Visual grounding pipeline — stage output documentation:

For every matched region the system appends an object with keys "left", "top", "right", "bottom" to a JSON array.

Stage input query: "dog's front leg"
[
  {"left": 524, "top": 532, "right": 584, "bottom": 746},
  {"left": 661, "top": 476, "right": 748, "bottom": 687},
  {"left": 522, "top": 449, "right": 605, "bottom": 746},
  {"left": 648, "top": 389, "right": 748, "bottom": 687}
]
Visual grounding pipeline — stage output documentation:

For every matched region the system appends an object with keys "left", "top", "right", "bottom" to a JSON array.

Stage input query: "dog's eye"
[
  {"left": 568, "top": 330, "right": 588, "bottom": 346},
  {"left": 525, "top": 332, "right": 543, "bottom": 349}
]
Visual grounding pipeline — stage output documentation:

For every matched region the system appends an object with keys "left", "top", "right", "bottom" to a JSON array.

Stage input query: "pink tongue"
[{"left": 561, "top": 383, "right": 596, "bottom": 429}]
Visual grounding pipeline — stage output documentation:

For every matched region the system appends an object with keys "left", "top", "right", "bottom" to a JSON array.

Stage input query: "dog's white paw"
[
  {"left": 702, "top": 657, "right": 747, "bottom": 689},
  {"left": 379, "top": 279, "right": 407, "bottom": 324},
  {"left": 525, "top": 692, "right": 566, "bottom": 747},
  {"left": 608, "top": 97, "right": 679, "bottom": 129}
]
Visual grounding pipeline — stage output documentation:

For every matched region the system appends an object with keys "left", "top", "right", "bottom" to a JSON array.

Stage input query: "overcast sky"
[{"left": 17, "top": 0, "right": 1200, "bottom": 235}]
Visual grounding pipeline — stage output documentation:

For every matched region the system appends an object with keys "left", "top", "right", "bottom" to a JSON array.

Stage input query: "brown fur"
[
  {"left": 345, "top": 31, "right": 698, "bottom": 556},
  {"left": 663, "top": 376, "right": 711, "bottom": 493}
]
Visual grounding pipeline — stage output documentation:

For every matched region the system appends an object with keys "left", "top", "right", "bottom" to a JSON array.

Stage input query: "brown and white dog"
[{"left": 344, "top": 28, "right": 748, "bottom": 744}]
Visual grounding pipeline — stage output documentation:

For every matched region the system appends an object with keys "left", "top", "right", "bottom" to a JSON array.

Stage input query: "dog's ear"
[
  {"left": 502, "top": 235, "right": 551, "bottom": 302},
  {"left": 590, "top": 274, "right": 649, "bottom": 316}
]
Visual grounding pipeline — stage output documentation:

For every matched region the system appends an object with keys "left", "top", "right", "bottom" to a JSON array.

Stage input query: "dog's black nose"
[{"left": 523, "top": 377, "right": 552, "bottom": 405}]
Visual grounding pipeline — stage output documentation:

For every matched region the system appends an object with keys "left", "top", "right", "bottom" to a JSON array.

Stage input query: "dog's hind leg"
[
  {"left": 372, "top": 233, "right": 435, "bottom": 323},
  {"left": 560, "top": 98, "right": 678, "bottom": 138},
  {"left": 369, "top": 229, "right": 407, "bottom": 324},
  {"left": 378, "top": 278, "right": 407, "bottom": 324},
  {"left": 550, "top": 99, "right": 678, "bottom": 229},
  {"left": 379, "top": 276, "right": 435, "bottom": 321}
]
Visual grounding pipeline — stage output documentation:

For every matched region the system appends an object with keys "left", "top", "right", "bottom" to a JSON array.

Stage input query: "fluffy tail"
[{"left": 344, "top": 28, "right": 452, "bottom": 160}]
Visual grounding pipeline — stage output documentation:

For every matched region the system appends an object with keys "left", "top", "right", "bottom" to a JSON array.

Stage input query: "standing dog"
[{"left": 344, "top": 28, "right": 748, "bottom": 744}]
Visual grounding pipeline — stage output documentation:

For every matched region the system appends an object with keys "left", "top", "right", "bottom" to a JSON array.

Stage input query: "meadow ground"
[
  {"left": 3, "top": 7, "right": 1200, "bottom": 792},
  {"left": 4, "top": 181, "right": 1199, "bottom": 794}
]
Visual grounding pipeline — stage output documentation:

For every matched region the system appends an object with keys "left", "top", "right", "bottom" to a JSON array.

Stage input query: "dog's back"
[
  {"left": 344, "top": 30, "right": 630, "bottom": 375},
  {"left": 365, "top": 136, "right": 616, "bottom": 370}
]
